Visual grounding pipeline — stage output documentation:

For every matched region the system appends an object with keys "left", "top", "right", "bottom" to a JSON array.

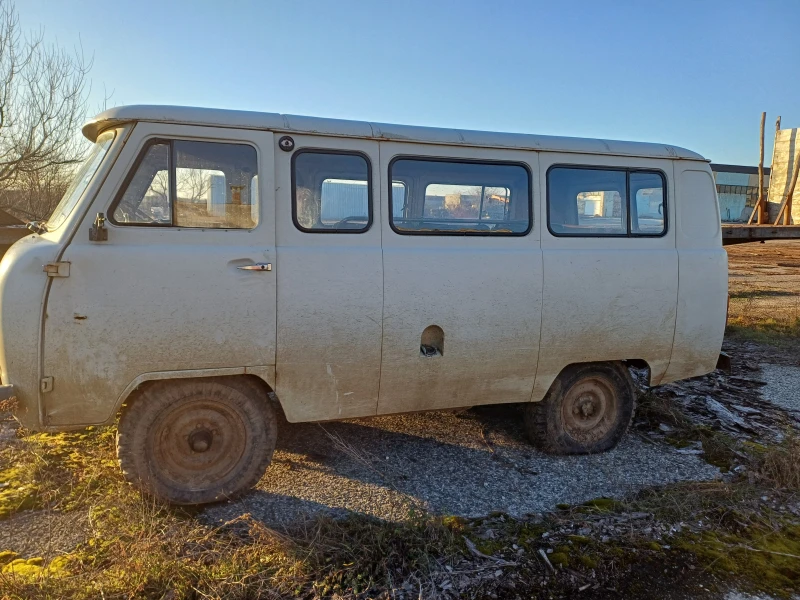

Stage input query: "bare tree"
[
  {"left": 176, "top": 168, "right": 213, "bottom": 203},
  {"left": 0, "top": 0, "right": 90, "bottom": 221},
  {"left": 1, "top": 161, "right": 71, "bottom": 221}
]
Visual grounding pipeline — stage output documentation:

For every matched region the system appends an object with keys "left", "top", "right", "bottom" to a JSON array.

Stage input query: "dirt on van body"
[{"left": 0, "top": 241, "right": 799, "bottom": 599}]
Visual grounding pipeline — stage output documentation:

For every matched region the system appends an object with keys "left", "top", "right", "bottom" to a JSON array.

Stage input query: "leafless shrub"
[{"left": 0, "top": 0, "right": 91, "bottom": 221}]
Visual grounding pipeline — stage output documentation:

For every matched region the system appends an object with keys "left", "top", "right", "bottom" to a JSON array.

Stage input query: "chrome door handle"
[{"left": 237, "top": 263, "right": 272, "bottom": 271}]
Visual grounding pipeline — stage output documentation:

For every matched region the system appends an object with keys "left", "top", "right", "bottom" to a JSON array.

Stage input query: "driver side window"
[
  {"left": 292, "top": 150, "right": 371, "bottom": 232},
  {"left": 111, "top": 138, "right": 259, "bottom": 229}
]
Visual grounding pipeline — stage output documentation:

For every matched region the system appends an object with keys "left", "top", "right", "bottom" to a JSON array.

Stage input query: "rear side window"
[
  {"left": 111, "top": 139, "right": 259, "bottom": 229},
  {"left": 292, "top": 151, "right": 371, "bottom": 232},
  {"left": 547, "top": 166, "right": 666, "bottom": 236},
  {"left": 389, "top": 158, "right": 531, "bottom": 235}
]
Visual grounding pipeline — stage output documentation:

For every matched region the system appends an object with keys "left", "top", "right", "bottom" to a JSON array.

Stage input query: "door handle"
[{"left": 237, "top": 263, "right": 272, "bottom": 271}]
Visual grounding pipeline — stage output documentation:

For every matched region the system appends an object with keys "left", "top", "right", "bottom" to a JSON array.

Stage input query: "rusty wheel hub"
[
  {"left": 188, "top": 428, "right": 214, "bottom": 453},
  {"left": 561, "top": 377, "right": 618, "bottom": 443},
  {"left": 149, "top": 400, "right": 247, "bottom": 490}
]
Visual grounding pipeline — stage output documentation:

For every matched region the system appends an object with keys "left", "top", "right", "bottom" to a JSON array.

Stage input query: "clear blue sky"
[{"left": 19, "top": 0, "right": 800, "bottom": 165}]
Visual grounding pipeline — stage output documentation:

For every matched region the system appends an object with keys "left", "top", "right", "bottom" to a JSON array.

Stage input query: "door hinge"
[
  {"left": 43, "top": 262, "right": 70, "bottom": 277},
  {"left": 40, "top": 377, "right": 53, "bottom": 393}
]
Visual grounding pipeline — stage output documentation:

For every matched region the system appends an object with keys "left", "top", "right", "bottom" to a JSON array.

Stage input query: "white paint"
[
  {"left": 662, "top": 167, "right": 727, "bottom": 382},
  {"left": 0, "top": 105, "right": 725, "bottom": 430},
  {"left": 82, "top": 105, "right": 706, "bottom": 161}
]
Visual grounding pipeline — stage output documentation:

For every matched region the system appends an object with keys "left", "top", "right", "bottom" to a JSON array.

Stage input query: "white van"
[{"left": 0, "top": 106, "right": 728, "bottom": 504}]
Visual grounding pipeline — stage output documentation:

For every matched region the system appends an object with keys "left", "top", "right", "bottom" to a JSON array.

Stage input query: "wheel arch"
[
  {"left": 533, "top": 358, "right": 647, "bottom": 403},
  {"left": 110, "top": 367, "right": 278, "bottom": 422}
]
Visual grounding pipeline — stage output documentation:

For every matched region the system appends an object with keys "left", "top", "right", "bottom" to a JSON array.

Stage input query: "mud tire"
[
  {"left": 116, "top": 378, "right": 277, "bottom": 505},
  {"left": 524, "top": 362, "right": 635, "bottom": 455}
]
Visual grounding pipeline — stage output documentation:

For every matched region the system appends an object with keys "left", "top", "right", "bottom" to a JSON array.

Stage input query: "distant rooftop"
[
  {"left": 83, "top": 105, "right": 707, "bottom": 162},
  {"left": 711, "top": 163, "right": 771, "bottom": 175},
  {"left": 0, "top": 208, "right": 24, "bottom": 227}
]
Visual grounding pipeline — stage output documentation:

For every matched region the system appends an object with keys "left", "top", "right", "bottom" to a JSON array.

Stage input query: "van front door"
[{"left": 42, "top": 124, "right": 276, "bottom": 426}]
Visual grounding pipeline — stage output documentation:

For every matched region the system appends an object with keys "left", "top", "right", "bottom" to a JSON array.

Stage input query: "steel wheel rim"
[
  {"left": 149, "top": 399, "right": 247, "bottom": 492},
  {"left": 561, "top": 376, "right": 618, "bottom": 443}
]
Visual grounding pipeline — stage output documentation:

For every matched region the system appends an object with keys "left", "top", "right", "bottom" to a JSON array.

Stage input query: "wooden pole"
[
  {"left": 748, "top": 112, "right": 767, "bottom": 224},
  {"left": 776, "top": 115, "right": 781, "bottom": 133},
  {"left": 758, "top": 111, "right": 766, "bottom": 223}
]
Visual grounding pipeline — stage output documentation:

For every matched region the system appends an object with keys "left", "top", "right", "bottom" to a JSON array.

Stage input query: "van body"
[{"left": 0, "top": 106, "right": 727, "bottom": 503}]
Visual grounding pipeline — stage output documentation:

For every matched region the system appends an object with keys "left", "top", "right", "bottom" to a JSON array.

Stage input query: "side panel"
[
  {"left": 0, "top": 235, "right": 58, "bottom": 428},
  {"left": 42, "top": 124, "right": 276, "bottom": 426},
  {"left": 377, "top": 142, "right": 542, "bottom": 414},
  {"left": 662, "top": 166, "right": 727, "bottom": 382},
  {"left": 275, "top": 136, "right": 383, "bottom": 422},
  {"left": 533, "top": 154, "right": 678, "bottom": 400}
]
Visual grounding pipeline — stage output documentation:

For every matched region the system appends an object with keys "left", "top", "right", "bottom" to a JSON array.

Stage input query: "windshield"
[{"left": 47, "top": 130, "right": 116, "bottom": 231}]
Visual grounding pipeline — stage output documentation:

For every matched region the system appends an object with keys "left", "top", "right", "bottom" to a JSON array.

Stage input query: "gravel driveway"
[
  {"left": 204, "top": 404, "right": 720, "bottom": 526},
  {"left": 760, "top": 363, "right": 800, "bottom": 413}
]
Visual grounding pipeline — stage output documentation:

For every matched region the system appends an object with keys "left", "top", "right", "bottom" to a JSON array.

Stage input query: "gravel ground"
[
  {"left": 203, "top": 404, "right": 720, "bottom": 527},
  {"left": 0, "top": 509, "right": 88, "bottom": 559},
  {"left": 760, "top": 363, "right": 800, "bottom": 413}
]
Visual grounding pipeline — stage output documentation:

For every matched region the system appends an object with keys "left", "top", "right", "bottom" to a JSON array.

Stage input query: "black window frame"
[
  {"left": 545, "top": 164, "right": 668, "bottom": 238},
  {"left": 291, "top": 148, "right": 373, "bottom": 234},
  {"left": 388, "top": 155, "right": 533, "bottom": 237},
  {"left": 109, "top": 138, "right": 173, "bottom": 228},
  {"left": 108, "top": 137, "right": 260, "bottom": 229}
]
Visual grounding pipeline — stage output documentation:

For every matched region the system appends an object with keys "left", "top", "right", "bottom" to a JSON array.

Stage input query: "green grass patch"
[
  {"left": 675, "top": 523, "right": 800, "bottom": 598},
  {"left": 726, "top": 317, "right": 800, "bottom": 342}
]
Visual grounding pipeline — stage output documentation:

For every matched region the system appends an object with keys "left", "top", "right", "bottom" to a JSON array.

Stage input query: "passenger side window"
[
  {"left": 547, "top": 166, "right": 666, "bottom": 236},
  {"left": 389, "top": 158, "right": 530, "bottom": 235},
  {"left": 631, "top": 172, "right": 665, "bottom": 234},
  {"left": 112, "top": 139, "right": 259, "bottom": 229},
  {"left": 292, "top": 151, "right": 371, "bottom": 232}
]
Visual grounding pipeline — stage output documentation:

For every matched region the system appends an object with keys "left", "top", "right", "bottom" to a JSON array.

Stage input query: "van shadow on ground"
[{"left": 201, "top": 404, "right": 720, "bottom": 528}]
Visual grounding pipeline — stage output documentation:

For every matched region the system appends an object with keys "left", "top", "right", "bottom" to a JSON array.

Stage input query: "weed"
[{"left": 750, "top": 431, "right": 800, "bottom": 491}]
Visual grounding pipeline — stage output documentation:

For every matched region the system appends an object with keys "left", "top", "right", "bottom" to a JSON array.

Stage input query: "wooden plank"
[{"left": 722, "top": 224, "right": 800, "bottom": 245}]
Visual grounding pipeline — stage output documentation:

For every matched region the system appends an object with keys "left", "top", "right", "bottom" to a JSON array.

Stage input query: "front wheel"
[
  {"left": 116, "top": 378, "right": 277, "bottom": 505},
  {"left": 524, "top": 362, "right": 635, "bottom": 455}
]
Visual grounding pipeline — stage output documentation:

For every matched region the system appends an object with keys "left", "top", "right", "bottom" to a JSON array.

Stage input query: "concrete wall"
[{"left": 767, "top": 128, "right": 799, "bottom": 224}]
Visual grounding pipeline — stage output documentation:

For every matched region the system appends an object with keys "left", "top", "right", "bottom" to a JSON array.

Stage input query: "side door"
[
  {"left": 42, "top": 123, "right": 276, "bottom": 426},
  {"left": 377, "top": 142, "right": 542, "bottom": 414},
  {"left": 273, "top": 135, "right": 383, "bottom": 422},
  {"left": 533, "top": 153, "right": 678, "bottom": 400}
]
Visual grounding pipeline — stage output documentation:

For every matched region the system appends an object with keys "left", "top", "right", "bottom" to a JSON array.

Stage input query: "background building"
[{"left": 711, "top": 164, "right": 770, "bottom": 223}]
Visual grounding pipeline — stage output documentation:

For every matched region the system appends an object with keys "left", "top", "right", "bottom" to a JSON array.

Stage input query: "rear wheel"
[
  {"left": 524, "top": 362, "right": 635, "bottom": 454},
  {"left": 116, "top": 378, "right": 277, "bottom": 505}
]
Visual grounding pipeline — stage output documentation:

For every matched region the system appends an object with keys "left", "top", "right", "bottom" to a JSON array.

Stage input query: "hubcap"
[{"left": 561, "top": 376, "right": 618, "bottom": 443}]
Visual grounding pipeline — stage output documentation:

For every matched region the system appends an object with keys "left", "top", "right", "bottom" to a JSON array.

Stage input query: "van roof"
[{"left": 83, "top": 105, "right": 707, "bottom": 161}]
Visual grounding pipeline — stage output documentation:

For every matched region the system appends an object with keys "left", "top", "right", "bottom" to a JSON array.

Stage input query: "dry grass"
[
  {"left": 751, "top": 431, "right": 800, "bottom": 491},
  {"left": 0, "top": 425, "right": 465, "bottom": 599},
  {"left": 1, "top": 382, "right": 799, "bottom": 598},
  {"left": 726, "top": 241, "right": 800, "bottom": 341}
]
